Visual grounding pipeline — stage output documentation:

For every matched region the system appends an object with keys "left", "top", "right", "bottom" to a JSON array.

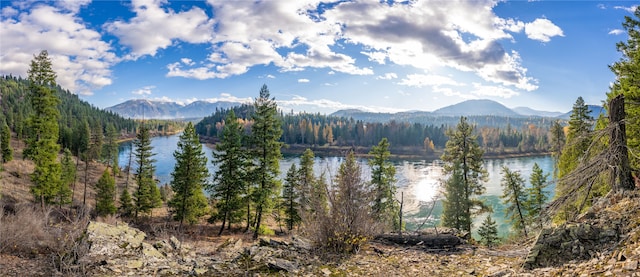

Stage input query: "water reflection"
[{"left": 120, "top": 135, "right": 554, "bottom": 236}]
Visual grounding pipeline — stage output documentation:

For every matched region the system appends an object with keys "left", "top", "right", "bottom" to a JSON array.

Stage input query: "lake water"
[{"left": 119, "top": 134, "right": 554, "bottom": 238}]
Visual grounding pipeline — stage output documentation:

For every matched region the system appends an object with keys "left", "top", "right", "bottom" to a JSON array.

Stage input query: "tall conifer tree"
[
  {"left": 368, "top": 138, "right": 399, "bottom": 231},
  {"left": 169, "top": 122, "right": 209, "bottom": 226},
  {"left": 526, "top": 163, "right": 549, "bottom": 229},
  {"left": 500, "top": 167, "right": 528, "bottom": 237},
  {"left": 209, "top": 110, "right": 247, "bottom": 235},
  {"left": 133, "top": 124, "right": 161, "bottom": 218},
  {"left": 26, "top": 50, "right": 62, "bottom": 209},
  {"left": 249, "top": 85, "right": 283, "bottom": 239},
  {"left": 440, "top": 117, "right": 488, "bottom": 233},
  {"left": 282, "top": 163, "right": 301, "bottom": 230}
]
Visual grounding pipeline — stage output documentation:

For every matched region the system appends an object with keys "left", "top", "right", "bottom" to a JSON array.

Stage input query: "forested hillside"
[{"left": 195, "top": 104, "right": 556, "bottom": 154}]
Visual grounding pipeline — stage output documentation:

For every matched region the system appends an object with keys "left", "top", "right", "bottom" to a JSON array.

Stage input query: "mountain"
[
  {"left": 557, "top": 105, "right": 605, "bottom": 120},
  {"left": 106, "top": 99, "right": 242, "bottom": 119},
  {"left": 432, "top": 99, "right": 520, "bottom": 117},
  {"left": 513, "top": 107, "right": 564, "bottom": 117}
]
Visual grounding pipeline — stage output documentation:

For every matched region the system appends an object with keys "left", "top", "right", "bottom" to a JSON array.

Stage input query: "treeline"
[
  {"left": 0, "top": 75, "right": 183, "bottom": 154},
  {"left": 195, "top": 105, "right": 555, "bottom": 154}
]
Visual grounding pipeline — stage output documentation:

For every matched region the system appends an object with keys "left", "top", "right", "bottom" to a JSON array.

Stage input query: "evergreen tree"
[
  {"left": 95, "top": 169, "right": 117, "bottom": 217},
  {"left": 330, "top": 150, "right": 376, "bottom": 253},
  {"left": 500, "top": 167, "right": 528, "bottom": 237},
  {"left": 441, "top": 162, "right": 468, "bottom": 230},
  {"left": 368, "top": 138, "right": 399, "bottom": 231},
  {"left": 283, "top": 163, "right": 301, "bottom": 230},
  {"left": 440, "top": 117, "right": 488, "bottom": 233},
  {"left": 58, "top": 148, "right": 75, "bottom": 206},
  {"left": 607, "top": 7, "right": 640, "bottom": 170},
  {"left": 83, "top": 124, "right": 103, "bottom": 206},
  {"left": 119, "top": 188, "right": 134, "bottom": 218},
  {"left": 549, "top": 120, "right": 565, "bottom": 178},
  {"left": 555, "top": 97, "right": 594, "bottom": 220},
  {"left": 133, "top": 124, "right": 161, "bottom": 218},
  {"left": 248, "top": 85, "right": 283, "bottom": 239},
  {"left": 557, "top": 97, "right": 593, "bottom": 180},
  {"left": 1, "top": 118, "right": 12, "bottom": 163},
  {"left": 478, "top": 214, "right": 499, "bottom": 248},
  {"left": 168, "top": 122, "right": 209, "bottom": 226},
  {"left": 209, "top": 110, "right": 247, "bottom": 236},
  {"left": 103, "top": 123, "right": 119, "bottom": 174},
  {"left": 299, "top": 148, "right": 325, "bottom": 214},
  {"left": 25, "top": 50, "right": 62, "bottom": 209},
  {"left": 526, "top": 163, "right": 550, "bottom": 229}
]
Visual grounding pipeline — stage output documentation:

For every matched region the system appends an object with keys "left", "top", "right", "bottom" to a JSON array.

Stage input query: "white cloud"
[
  {"left": 277, "top": 95, "right": 403, "bottom": 114},
  {"left": 399, "top": 74, "right": 464, "bottom": 88},
  {"left": 614, "top": 5, "right": 638, "bottom": 13},
  {"left": 57, "top": 0, "right": 91, "bottom": 13},
  {"left": 104, "top": 0, "right": 214, "bottom": 59},
  {"left": 609, "top": 29, "right": 624, "bottom": 35},
  {"left": 266, "top": 74, "right": 276, "bottom": 79},
  {"left": 376, "top": 73, "right": 398, "bottom": 80},
  {"left": 202, "top": 93, "right": 253, "bottom": 104},
  {"left": 524, "top": 18, "right": 564, "bottom": 42},
  {"left": 132, "top": 85, "right": 155, "bottom": 95},
  {"left": 0, "top": 3, "right": 116, "bottom": 95},
  {"left": 180, "top": 58, "right": 195, "bottom": 66},
  {"left": 298, "top": 78, "right": 310, "bottom": 83},
  {"left": 470, "top": 83, "right": 519, "bottom": 98}
]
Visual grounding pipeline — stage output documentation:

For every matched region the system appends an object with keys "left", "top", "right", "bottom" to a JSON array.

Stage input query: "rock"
[
  {"left": 267, "top": 258, "right": 298, "bottom": 273},
  {"left": 321, "top": 267, "right": 332, "bottom": 276},
  {"left": 169, "top": 236, "right": 181, "bottom": 250}
]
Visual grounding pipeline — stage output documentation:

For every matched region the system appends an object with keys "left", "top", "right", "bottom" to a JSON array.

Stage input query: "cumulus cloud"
[
  {"left": 0, "top": 3, "right": 116, "bottom": 95},
  {"left": 298, "top": 78, "right": 310, "bottom": 83},
  {"left": 376, "top": 73, "right": 398, "bottom": 80},
  {"left": 524, "top": 18, "right": 564, "bottom": 42},
  {"left": 103, "top": 0, "right": 214, "bottom": 59},
  {"left": 132, "top": 85, "right": 155, "bottom": 95}
]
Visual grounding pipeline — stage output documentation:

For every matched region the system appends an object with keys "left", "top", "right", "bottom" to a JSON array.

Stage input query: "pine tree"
[
  {"left": 103, "top": 123, "right": 119, "bottom": 174},
  {"left": 83, "top": 124, "right": 103, "bottom": 206},
  {"left": 526, "top": 163, "right": 550, "bottom": 229},
  {"left": 133, "top": 124, "right": 160, "bottom": 218},
  {"left": 500, "top": 167, "right": 528, "bottom": 237},
  {"left": 25, "top": 50, "right": 62, "bottom": 209},
  {"left": 440, "top": 117, "right": 488, "bottom": 233},
  {"left": 209, "top": 110, "right": 247, "bottom": 236},
  {"left": 119, "top": 188, "right": 134, "bottom": 218},
  {"left": 299, "top": 148, "right": 325, "bottom": 215},
  {"left": 478, "top": 214, "right": 499, "bottom": 248},
  {"left": 58, "top": 148, "right": 75, "bottom": 206},
  {"left": 168, "top": 122, "right": 209, "bottom": 226},
  {"left": 330, "top": 150, "right": 376, "bottom": 253},
  {"left": 1, "top": 118, "right": 12, "bottom": 163},
  {"left": 555, "top": 97, "right": 594, "bottom": 220},
  {"left": 249, "top": 85, "right": 283, "bottom": 239},
  {"left": 368, "top": 138, "right": 399, "bottom": 232},
  {"left": 283, "top": 163, "right": 301, "bottom": 230},
  {"left": 607, "top": 7, "right": 640, "bottom": 170},
  {"left": 95, "top": 169, "right": 117, "bottom": 217},
  {"left": 549, "top": 120, "right": 565, "bottom": 178}
]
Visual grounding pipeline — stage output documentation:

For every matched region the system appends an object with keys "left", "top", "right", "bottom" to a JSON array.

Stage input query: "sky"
[{"left": 0, "top": 0, "right": 637, "bottom": 114}]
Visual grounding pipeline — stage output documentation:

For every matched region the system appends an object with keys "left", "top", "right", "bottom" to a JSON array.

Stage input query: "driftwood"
[{"left": 375, "top": 233, "right": 462, "bottom": 249}]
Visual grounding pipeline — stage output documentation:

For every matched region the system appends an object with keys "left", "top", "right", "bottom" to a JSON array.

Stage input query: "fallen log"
[{"left": 375, "top": 234, "right": 462, "bottom": 249}]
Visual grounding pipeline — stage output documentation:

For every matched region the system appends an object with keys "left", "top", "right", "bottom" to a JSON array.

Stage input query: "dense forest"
[
  {"left": 195, "top": 104, "right": 559, "bottom": 154},
  {"left": 0, "top": 75, "right": 183, "bottom": 154}
]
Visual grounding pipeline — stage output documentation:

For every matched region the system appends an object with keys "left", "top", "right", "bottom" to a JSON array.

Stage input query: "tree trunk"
[
  {"left": 609, "top": 95, "right": 634, "bottom": 191},
  {"left": 83, "top": 158, "right": 89, "bottom": 207}
]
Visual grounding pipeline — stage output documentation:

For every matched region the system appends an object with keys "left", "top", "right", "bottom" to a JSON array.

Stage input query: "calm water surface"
[{"left": 119, "top": 134, "right": 553, "bottom": 238}]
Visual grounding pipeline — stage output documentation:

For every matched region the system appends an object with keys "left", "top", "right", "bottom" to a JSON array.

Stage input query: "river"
[{"left": 119, "top": 134, "right": 554, "bottom": 238}]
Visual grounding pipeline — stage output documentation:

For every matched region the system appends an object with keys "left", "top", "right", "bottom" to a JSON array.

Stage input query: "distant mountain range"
[
  {"left": 106, "top": 98, "right": 604, "bottom": 123},
  {"left": 105, "top": 99, "right": 241, "bottom": 119}
]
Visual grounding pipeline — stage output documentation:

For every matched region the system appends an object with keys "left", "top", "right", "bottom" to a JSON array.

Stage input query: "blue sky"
[{"left": 1, "top": 0, "right": 637, "bottom": 114}]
